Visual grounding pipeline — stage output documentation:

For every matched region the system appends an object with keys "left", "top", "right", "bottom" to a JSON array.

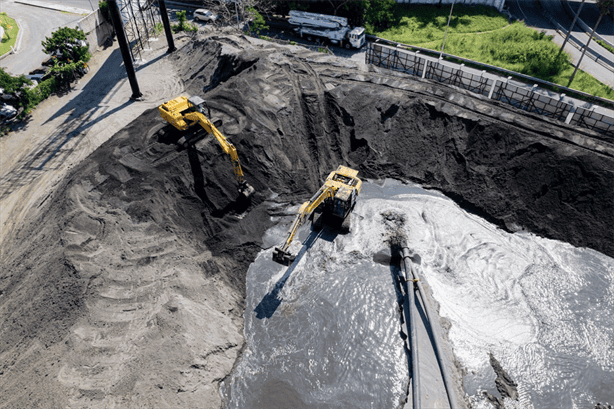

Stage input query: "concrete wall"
[
  {"left": 366, "top": 43, "right": 614, "bottom": 136},
  {"left": 394, "top": 0, "right": 505, "bottom": 11},
  {"left": 78, "top": 9, "right": 113, "bottom": 52}
]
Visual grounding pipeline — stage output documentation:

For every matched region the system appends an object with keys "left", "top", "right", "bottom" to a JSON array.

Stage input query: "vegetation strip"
[
  {"left": 367, "top": 5, "right": 613, "bottom": 99},
  {"left": 0, "top": 13, "right": 19, "bottom": 56}
]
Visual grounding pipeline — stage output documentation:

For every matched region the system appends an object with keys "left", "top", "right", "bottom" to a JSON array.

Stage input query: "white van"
[{"left": 194, "top": 9, "right": 219, "bottom": 22}]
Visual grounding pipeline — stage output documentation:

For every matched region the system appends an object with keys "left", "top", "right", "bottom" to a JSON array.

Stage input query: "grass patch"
[
  {"left": 172, "top": 10, "right": 198, "bottom": 33},
  {"left": 0, "top": 13, "right": 19, "bottom": 56},
  {"left": 375, "top": 5, "right": 508, "bottom": 45},
  {"left": 154, "top": 22, "right": 164, "bottom": 36},
  {"left": 373, "top": 8, "right": 613, "bottom": 99},
  {"left": 596, "top": 39, "right": 614, "bottom": 54}
]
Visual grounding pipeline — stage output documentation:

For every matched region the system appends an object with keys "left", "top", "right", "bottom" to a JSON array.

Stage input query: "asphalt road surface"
[
  {"left": 566, "top": 0, "right": 614, "bottom": 44},
  {"left": 21, "top": 0, "right": 96, "bottom": 11},
  {"left": 0, "top": 1, "right": 85, "bottom": 75},
  {"left": 507, "top": 0, "right": 614, "bottom": 86}
]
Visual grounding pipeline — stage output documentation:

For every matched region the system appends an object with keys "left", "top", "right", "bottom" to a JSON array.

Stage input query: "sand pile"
[{"left": 1, "top": 34, "right": 612, "bottom": 408}]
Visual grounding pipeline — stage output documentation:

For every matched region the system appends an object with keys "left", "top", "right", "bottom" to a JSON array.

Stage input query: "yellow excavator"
[
  {"left": 158, "top": 96, "right": 255, "bottom": 199},
  {"left": 272, "top": 166, "right": 362, "bottom": 265}
]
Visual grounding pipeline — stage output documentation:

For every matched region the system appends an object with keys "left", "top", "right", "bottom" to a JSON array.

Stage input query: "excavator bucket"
[
  {"left": 272, "top": 248, "right": 296, "bottom": 266},
  {"left": 239, "top": 182, "right": 255, "bottom": 199}
]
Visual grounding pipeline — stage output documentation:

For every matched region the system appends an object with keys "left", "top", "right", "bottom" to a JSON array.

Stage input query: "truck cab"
[{"left": 349, "top": 27, "right": 366, "bottom": 49}]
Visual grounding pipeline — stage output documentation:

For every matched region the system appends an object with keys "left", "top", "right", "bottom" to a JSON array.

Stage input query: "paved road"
[
  {"left": 0, "top": 1, "right": 85, "bottom": 75},
  {"left": 508, "top": 0, "right": 614, "bottom": 87},
  {"left": 18, "top": 0, "right": 96, "bottom": 11},
  {"left": 566, "top": 0, "right": 614, "bottom": 44}
]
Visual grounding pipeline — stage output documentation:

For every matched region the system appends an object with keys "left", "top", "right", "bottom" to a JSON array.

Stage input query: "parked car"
[
  {"left": 0, "top": 89, "right": 21, "bottom": 104},
  {"left": 25, "top": 73, "right": 45, "bottom": 84},
  {"left": 0, "top": 103, "right": 18, "bottom": 120},
  {"left": 193, "top": 9, "right": 219, "bottom": 22},
  {"left": 29, "top": 67, "right": 50, "bottom": 76}
]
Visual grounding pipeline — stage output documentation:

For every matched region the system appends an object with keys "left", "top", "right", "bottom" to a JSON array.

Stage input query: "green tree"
[
  {"left": 41, "top": 27, "right": 90, "bottom": 90},
  {"left": 42, "top": 26, "right": 90, "bottom": 63},
  {"left": 364, "top": 0, "right": 397, "bottom": 31},
  {"left": 172, "top": 10, "right": 197, "bottom": 33},
  {"left": 98, "top": 1, "right": 110, "bottom": 22},
  {"left": 0, "top": 68, "right": 30, "bottom": 93},
  {"left": 246, "top": 6, "right": 269, "bottom": 34}
]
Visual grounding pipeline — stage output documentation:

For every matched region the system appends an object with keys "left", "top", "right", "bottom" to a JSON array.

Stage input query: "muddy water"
[{"left": 223, "top": 180, "right": 614, "bottom": 409}]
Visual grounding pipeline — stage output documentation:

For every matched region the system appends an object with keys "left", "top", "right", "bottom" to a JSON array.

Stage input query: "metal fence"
[{"left": 366, "top": 43, "right": 614, "bottom": 136}]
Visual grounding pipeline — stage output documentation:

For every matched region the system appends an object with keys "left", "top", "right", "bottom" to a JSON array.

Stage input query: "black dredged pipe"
[
  {"left": 107, "top": 0, "right": 142, "bottom": 100},
  {"left": 158, "top": 0, "right": 176, "bottom": 53},
  {"left": 401, "top": 251, "right": 421, "bottom": 408},
  {"left": 400, "top": 244, "right": 459, "bottom": 409}
]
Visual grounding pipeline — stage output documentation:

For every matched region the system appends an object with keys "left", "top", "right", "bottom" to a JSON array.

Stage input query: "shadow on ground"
[{"left": 254, "top": 226, "right": 340, "bottom": 320}]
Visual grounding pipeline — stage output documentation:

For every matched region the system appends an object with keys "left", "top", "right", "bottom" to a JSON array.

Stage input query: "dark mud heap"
[{"left": 1, "top": 35, "right": 612, "bottom": 408}]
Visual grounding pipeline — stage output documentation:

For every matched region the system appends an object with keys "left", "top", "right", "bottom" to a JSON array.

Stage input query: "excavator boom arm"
[
  {"left": 273, "top": 187, "right": 334, "bottom": 265},
  {"left": 183, "top": 111, "right": 245, "bottom": 184},
  {"left": 158, "top": 96, "right": 255, "bottom": 198}
]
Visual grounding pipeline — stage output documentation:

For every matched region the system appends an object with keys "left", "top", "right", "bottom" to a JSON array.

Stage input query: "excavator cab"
[
  {"left": 158, "top": 96, "right": 255, "bottom": 200},
  {"left": 272, "top": 166, "right": 361, "bottom": 265}
]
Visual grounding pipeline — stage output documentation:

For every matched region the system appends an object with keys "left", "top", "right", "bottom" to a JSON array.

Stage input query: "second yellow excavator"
[
  {"left": 158, "top": 96, "right": 255, "bottom": 199},
  {"left": 272, "top": 166, "right": 362, "bottom": 265}
]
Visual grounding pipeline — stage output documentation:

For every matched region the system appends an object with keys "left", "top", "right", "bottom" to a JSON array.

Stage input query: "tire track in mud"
[
  {"left": 285, "top": 57, "right": 343, "bottom": 183},
  {"left": 51, "top": 131, "right": 247, "bottom": 407},
  {"left": 57, "top": 188, "right": 178, "bottom": 403}
]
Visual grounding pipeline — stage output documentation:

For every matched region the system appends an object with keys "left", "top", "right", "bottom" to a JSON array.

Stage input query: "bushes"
[
  {"left": 596, "top": 39, "right": 614, "bottom": 54},
  {"left": 246, "top": 7, "right": 269, "bottom": 34},
  {"left": 0, "top": 68, "right": 30, "bottom": 93},
  {"left": 0, "top": 25, "right": 91, "bottom": 124},
  {"left": 363, "top": 0, "right": 398, "bottom": 31},
  {"left": 42, "top": 27, "right": 90, "bottom": 91},
  {"left": 0, "top": 68, "right": 58, "bottom": 119},
  {"left": 42, "top": 27, "right": 91, "bottom": 63},
  {"left": 24, "top": 78, "right": 58, "bottom": 113},
  {"left": 98, "top": 1, "right": 110, "bottom": 22},
  {"left": 172, "top": 11, "right": 197, "bottom": 33}
]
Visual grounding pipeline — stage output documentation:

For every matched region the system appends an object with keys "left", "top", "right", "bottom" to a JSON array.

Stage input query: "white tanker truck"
[{"left": 288, "top": 10, "right": 366, "bottom": 49}]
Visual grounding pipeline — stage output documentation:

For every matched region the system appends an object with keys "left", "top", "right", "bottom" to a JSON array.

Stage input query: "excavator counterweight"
[
  {"left": 159, "top": 96, "right": 254, "bottom": 199},
  {"left": 272, "top": 166, "right": 362, "bottom": 265}
]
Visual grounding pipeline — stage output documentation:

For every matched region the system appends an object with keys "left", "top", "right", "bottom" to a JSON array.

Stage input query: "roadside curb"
[
  {"left": 0, "top": 18, "right": 22, "bottom": 63},
  {"left": 15, "top": 18, "right": 24, "bottom": 53},
  {"left": 14, "top": 0, "right": 91, "bottom": 15}
]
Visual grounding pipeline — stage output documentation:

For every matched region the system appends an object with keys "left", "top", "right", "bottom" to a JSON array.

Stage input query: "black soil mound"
[{"left": 1, "top": 35, "right": 613, "bottom": 407}]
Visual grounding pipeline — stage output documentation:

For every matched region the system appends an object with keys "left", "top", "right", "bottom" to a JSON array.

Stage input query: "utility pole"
[
  {"left": 440, "top": 0, "right": 455, "bottom": 58},
  {"left": 568, "top": 12, "right": 604, "bottom": 86},
  {"left": 158, "top": 0, "right": 176, "bottom": 53},
  {"left": 559, "top": 0, "right": 586, "bottom": 56},
  {"left": 107, "top": 0, "right": 142, "bottom": 100}
]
